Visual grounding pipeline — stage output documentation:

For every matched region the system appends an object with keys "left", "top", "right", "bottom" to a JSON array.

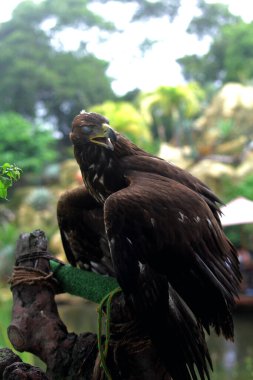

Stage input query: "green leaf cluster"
[{"left": 0, "top": 163, "right": 22, "bottom": 199}]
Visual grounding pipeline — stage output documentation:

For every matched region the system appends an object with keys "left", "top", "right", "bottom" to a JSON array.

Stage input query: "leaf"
[
  {"left": 11, "top": 170, "right": 21, "bottom": 181},
  {"left": 0, "top": 164, "right": 22, "bottom": 180},
  {"left": 2, "top": 163, "right": 11, "bottom": 170},
  {"left": 0, "top": 180, "right": 8, "bottom": 199},
  {"left": 0, "top": 176, "right": 12, "bottom": 188},
  {"left": 0, "top": 164, "right": 22, "bottom": 199}
]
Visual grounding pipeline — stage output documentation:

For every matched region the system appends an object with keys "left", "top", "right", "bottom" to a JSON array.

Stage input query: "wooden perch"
[
  {"left": 0, "top": 348, "right": 48, "bottom": 380},
  {"left": 1, "top": 230, "right": 171, "bottom": 380}
]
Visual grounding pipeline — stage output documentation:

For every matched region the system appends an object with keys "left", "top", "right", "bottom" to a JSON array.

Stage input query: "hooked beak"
[{"left": 89, "top": 123, "right": 117, "bottom": 150}]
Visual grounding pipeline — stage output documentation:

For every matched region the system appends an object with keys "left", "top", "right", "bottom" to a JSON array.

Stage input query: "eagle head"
[{"left": 70, "top": 111, "right": 117, "bottom": 150}]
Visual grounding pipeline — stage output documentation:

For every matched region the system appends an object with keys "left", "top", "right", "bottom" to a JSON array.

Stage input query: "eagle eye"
[{"left": 80, "top": 125, "right": 93, "bottom": 134}]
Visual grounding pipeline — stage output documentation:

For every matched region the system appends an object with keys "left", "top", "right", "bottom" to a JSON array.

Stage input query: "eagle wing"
[
  {"left": 104, "top": 170, "right": 240, "bottom": 337},
  {"left": 57, "top": 184, "right": 212, "bottom": 379},
  {"left": 57, "top": 186, "right": 114, "bottom": 276},
  {"left": 104, "top": 171, "right": 221, "bottom": 379},
  {"left": 121, "top": 154, "right": 223, "bottom": 221}
]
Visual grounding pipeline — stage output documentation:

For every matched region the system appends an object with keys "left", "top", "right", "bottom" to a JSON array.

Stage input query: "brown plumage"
[{"left": 57, "top": 111, "right": 241, "bottom": 380}]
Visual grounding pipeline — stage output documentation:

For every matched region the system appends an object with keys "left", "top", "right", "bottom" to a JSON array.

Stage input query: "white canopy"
[{"left": 220, "top": 197, "right": 253, "bottom": 227}]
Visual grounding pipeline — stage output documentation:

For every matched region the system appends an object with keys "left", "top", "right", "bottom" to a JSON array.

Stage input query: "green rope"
[
  {"left": 49, "top": 261, "right": 122, "bottom": 378},
  {"left": 97, "top": 287, "right": 122, "bottom": 380}
]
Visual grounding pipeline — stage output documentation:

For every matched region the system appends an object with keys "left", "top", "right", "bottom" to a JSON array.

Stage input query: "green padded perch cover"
[{"left": 50, "top": 261, "right": 119, "bottom": 304}]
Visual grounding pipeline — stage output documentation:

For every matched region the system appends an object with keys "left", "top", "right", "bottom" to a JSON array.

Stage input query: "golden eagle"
[{"left": 57, "top": 111, "right": 241, "bottom": 380}]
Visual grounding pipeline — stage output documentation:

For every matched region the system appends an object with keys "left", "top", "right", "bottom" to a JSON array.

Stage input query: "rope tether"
[{"left": 97, "top": 287, "right": 122, "bottom": 380}]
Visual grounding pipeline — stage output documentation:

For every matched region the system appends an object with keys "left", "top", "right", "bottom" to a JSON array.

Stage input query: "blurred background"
[{"left": 1, "top": 0, "right": 253, "bottom": 378}]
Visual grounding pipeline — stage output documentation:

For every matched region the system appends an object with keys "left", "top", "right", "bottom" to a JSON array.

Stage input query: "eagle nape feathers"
[{"left": 57, "top": 110, "right": 241, "bottom": 380}]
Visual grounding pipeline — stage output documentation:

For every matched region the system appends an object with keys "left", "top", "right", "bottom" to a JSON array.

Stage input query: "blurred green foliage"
[
  {"left": 0, "top": 292, "right": 36, "bottom": 365},
  {"left": 0, "top": 0, "right": 115, "bottom": 144},
  {"left": 216, "top": 119, "right": 235, "bottom": 140},
  {"left": 224, "top": 224, "right": 253, "bottom": 250},
  {"left": 138, "top": 83, "right": 204, "bottom": 146},
  {"left": 0, "top": 113, "right": 57, "bottom": 174},
  {"left": 222, "top": 175, "right": 253, "bottom": 203},
  {"left": 220, "top": 175, "right": 253, "bottom": 248},
  {"left": 178, "top": 3, "right": 253, "bottom": 89},
  {"left": 91, "top": 83, "right": 205, "bottom": 153},
  {"left": 25, "top": 187, "right": 53, "bottom": 211},
  {"left": 0, "top": 223, "right": 18, "bottom": 281},
  {"left": 210, "top": 357, "right": 253, "bottom": 380},
  {"left": 187, "top": 0, "right": 241, "bottom": 39},
  {"left": 91, "top": 101, "right": 154, "bottom": 151}
]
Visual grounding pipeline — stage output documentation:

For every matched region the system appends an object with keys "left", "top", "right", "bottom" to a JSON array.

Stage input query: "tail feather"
[{"left": 131, "top": 268, "right": 212, "bottom": 380}]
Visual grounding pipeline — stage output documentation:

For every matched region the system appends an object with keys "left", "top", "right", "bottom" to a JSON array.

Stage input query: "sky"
[{"left": 0, "top": 0, "right": 252, "bottom": 95}]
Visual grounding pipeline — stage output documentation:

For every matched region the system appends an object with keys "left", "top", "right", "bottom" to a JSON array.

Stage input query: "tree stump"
[{"left": 1, "top": 230, "right": 171, "bottom": 379}]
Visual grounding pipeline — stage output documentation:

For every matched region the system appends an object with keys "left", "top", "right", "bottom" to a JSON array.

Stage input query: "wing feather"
[
  {"left": 104, "top": 171, "right": 240, "bottom": 338},
  {"left": 121, "top": 154, "right": 223, "bottom": 221},
  {"left": 57, "top": 186, "right": 114, "bottom": 275}
]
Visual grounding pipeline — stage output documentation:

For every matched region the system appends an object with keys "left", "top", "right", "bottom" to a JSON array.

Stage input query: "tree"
[
  {"left": 187, "top": 0, "right": 241, "bottom": 39},
  {"left": 177, "top": 2, "right": 253, "bottom": 88},
  {"left": 0, "top": 0, "right": 115, "bottom": 143},
  {"left": 97, "top": 0, "right": 181, "bottom": 22},
  {"left": 138, "top": 83, "right": 204, "bottom": 146},
  {"left": 0, "top": 0, "right": 183, "bottom": 146},
  {"left": 178, "top": 21, "right": 253, "bottom": 87},
  {"left": 0, "top": 113, "right": 57, "bottom": 174}
]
